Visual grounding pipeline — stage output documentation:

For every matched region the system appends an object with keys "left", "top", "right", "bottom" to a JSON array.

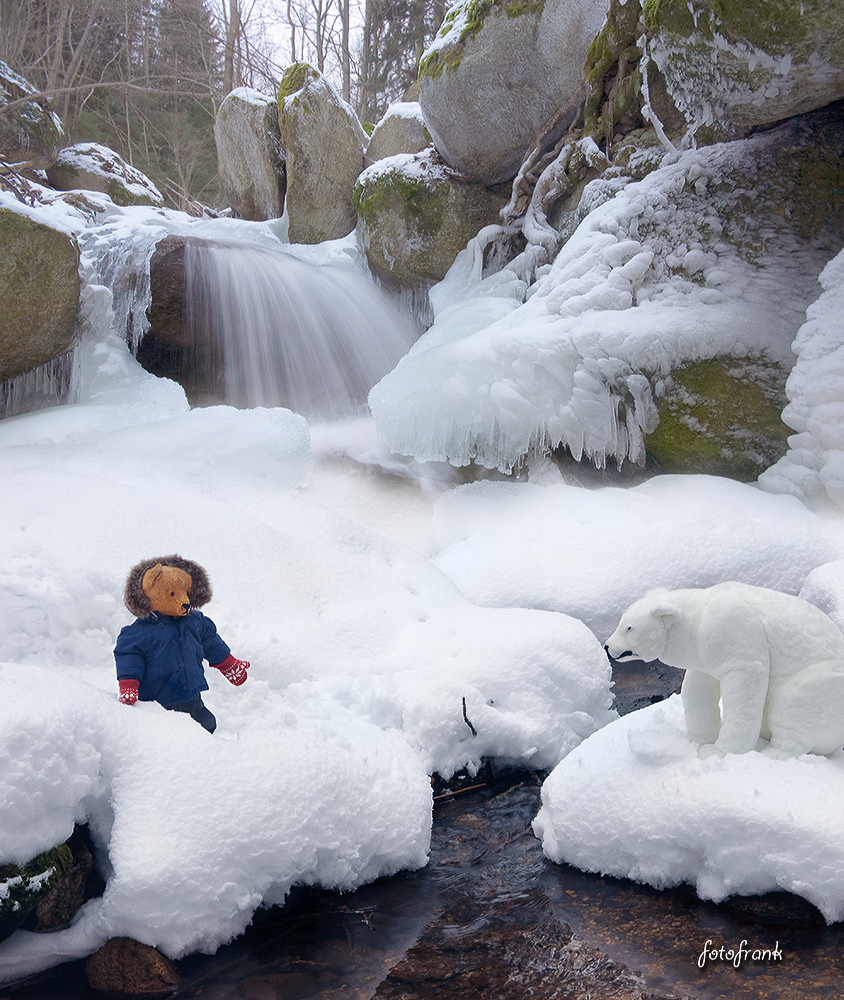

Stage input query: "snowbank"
[
  {"left": 534, "top": 696, "right": 844, "bottom": 922},
  {"left": 431, "top": 474, "right": 841, "bottom": 640}
]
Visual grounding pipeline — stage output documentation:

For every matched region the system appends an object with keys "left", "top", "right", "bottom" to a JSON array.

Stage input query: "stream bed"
[{"left": 6, "top": 664, "right": 844, "bottom": 1000}]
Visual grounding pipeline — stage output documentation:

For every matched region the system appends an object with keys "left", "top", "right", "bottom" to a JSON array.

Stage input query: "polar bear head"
[{"left": 604, "top": 590, "right": 680, "bottom": 663}]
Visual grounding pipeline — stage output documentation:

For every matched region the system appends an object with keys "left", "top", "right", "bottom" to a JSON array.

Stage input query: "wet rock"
[
  {"left": 215, "top": 88, "right": 286, "bottom": 221},
  {"left": 0, "top": 845, "right": 74, "bottom": 942},
  {"left": 0, "top": 207, "right": 80, "bottom": 380},
  {"left": 85, "top": 937, "right": 181, "bottom": 998},
  {"left": 277, "top": 62, "right": 367, "bottom": 244},
  {"left": 46, "top": 142, "right": 163, "bottom": 207},
  {"left": 354, "top": 147, "right": 507, "bottom": 291},
  {"left": 0, "top": 61, "right": 64, "bottom": 170},
  {"left": 418, "top": 0, "right": 609, "bottom": 185}
]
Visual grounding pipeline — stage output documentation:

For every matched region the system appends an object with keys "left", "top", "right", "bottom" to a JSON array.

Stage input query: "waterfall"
[{"left": 183, "top": 240, "right": 418, "bottom": 418}]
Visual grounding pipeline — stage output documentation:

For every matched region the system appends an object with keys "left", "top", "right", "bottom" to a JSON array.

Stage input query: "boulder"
[
  {"left": 214, "top": 87, "right": 286, "bottom": 220},
  {"left": 0, "top": 208, "right": 80, "bottom": 380},
  {"left": 0, "top": 846, "right": 73, "bottom": 942},
  {"left": 354, "top": 148, "right": 507, "bottom": 290},
  {"left": 46, "top": 142, "right": 164, "bottom": 207},
  {"left": 644, "top": 0, "right": 844, "bottom": 130},
  {"left": 418, "top": 0, "right": 610, "bottom": 185},
  {"left": 0, "top": 61, "right": 64, "bottom": 169},
  {"left": 86, "top": 938, "right": 181, "bottom": 998},
  {"left": 365, "top": 102, "right": 431, "bottom": 165},
  {"left": 24, "top": 832, "right": 94, "bottom": 931},
  {"left": 277, "top": 62, "right": 367, "bottom": 243},
  {"left": 645, "top": 358, "right": 790, "bottom": 481}
]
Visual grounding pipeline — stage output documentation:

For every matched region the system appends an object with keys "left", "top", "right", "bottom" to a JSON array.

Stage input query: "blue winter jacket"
[{"left": 114, "top": 610, "right": 231, "bottom": 708}]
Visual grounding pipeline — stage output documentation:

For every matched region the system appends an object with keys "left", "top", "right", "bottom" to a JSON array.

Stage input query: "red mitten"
[
  {"left": 118, "top": 678, "right": 139, "bottom": 705},
  {"left": 212, "top": 654, "right": 249, "bottom": 686}
]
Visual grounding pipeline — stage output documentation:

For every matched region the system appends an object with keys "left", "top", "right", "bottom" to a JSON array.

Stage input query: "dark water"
[{"left": 7, "top": 663, "right": 844, "bottom": 1000}]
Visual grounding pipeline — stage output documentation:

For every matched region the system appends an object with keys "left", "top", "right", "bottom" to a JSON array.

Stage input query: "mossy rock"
[
  {"left": 0, "top": 208, "right": 80, "bottom": 380},
  {"left": 0, "top": 845, "right": 74, "bottom": 942},
  {"left": 46, "top": 143, "right": 163, "bottom": 207},
  {"left": 277, "top": 63, "right": 367, "bottom": 244},
  {"left": 354, "top": 149, "right": 507, "bottom": 290},
  {"left": 645, "top": 358, "right": 790, "bottom": 481},
  {"left": 644, "top": 0, "right": 844, "bottom": 129}
]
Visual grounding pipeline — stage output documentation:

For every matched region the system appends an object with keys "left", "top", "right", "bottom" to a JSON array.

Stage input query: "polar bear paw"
[{"left": 697, "top": 743, "right": 724, "bottom": 760}]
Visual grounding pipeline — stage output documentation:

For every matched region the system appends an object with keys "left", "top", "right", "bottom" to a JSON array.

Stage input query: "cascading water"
[{"left": 183, "top": 240, "right": 418, "bottom": 418}]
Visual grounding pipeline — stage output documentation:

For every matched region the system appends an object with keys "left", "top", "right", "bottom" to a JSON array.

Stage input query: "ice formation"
[{"left": 370, "top": 122, "right": 835, "bottom": 472}]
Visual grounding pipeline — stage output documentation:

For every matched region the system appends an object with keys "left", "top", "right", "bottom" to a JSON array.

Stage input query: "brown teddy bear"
[{"left": 113, "top": 555, "right": 249, "bottom": 733}]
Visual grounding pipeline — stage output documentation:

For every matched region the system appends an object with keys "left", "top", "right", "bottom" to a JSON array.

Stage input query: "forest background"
[{"left": 0, "top": 0, "right": 445, "bottom": 211}]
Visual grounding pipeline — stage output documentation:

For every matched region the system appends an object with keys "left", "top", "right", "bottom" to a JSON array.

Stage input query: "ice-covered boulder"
[
  {"left": 418, "top": 0, "right": 609, "bottom": 185},
  {"left": 369, "top": 104, "right": 844, "bottom": 474},
  {"left": 214, "top": 88, "right": 286, "bottom": 221},
  {"left": 277, "top": 63, "right": 367, "bottom": 244},
  {"left": 365, "top": 102, "right": 431, "bottom": 166},
  {"left": 46, "top": 143, "right": 163, "bottom": 208},
  {"left": 644, "top": 0, "right": 844, "bottom": 131},
  {"left": 0, "top": 61, "right": 63, "bottom": 170},
  {"left": 0, "top": 208, "right": 80, "bottom": 380},
  {"left": 354, "top": 148, "right": 507, "bottom": 290}
]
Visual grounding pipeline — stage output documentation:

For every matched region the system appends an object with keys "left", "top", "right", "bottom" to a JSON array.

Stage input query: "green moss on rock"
[
  {"left": 645, "top": 358, "right": 790, "bottom": 481},
  {"left": 277, "top": 62, "right": 319, "bottom": 103},
  {"left": 0, "top": 845, "right": 74, "bottom": 942}
]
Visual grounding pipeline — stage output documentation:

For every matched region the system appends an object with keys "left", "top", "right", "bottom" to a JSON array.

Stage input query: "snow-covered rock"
[
  {"left": 418, "top": 0, "right": 609, "bottom": 185},
  {"left": 365, "top": 102, "right": 431, "bottom": 166},
  {"left": 46, "top": 143, "right": 163, "bottom": 208},
  {"left": 277, "top": 63, "right": 367, "bottom": 244},
  {"left": 214, "top": 88, "right": 286, "bottom": 221},
  {"left": 0, "top": 61, "right": 63, "bottom": 169}
]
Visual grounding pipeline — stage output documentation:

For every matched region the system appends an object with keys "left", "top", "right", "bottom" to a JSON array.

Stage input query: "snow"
[
  {"left": 0, "top": 243, "right": 615, "bottom": 979},
  {"left": 4, "top": 120, "right": 844, "bottom": 984},
  {"left": 431, "top": 474, "right": 841, "bottom": 640},
  {"left": 533, "top": 696, "right": 844, "bottom": 922},
  {"left": 759, "top": 249, "right": 844, "bottom": 514},
  {"left": 370, "top": 121, "right": 835, "bottom": 472}
]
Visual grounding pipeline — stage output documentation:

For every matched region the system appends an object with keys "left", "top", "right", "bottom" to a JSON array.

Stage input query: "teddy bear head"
[{"left": 124, "top": 555, "right": 212, "bottom": 618}]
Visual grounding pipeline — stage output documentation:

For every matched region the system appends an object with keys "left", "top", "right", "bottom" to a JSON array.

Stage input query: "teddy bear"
[
  {"left": 604, "top": 581, "right": 844, "bottom": 758},
  {"left": 113, "top": 555, "right": 249, "bottom": 733}
]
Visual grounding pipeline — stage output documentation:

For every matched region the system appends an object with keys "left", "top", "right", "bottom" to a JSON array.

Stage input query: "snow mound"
[
  {"left": 432, "top": 475, "right": 840, "bottom": 640},
  {"left": 533, "top": 696, "right": 844, "bottom": 922}
]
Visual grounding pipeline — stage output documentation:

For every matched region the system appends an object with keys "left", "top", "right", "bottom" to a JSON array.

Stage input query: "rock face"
[
  {"left": 0, "top": 208, "right": 80, "bottom": 380},
  {"left": 354, "top": 148, "right": 507, "bottom": 290},
  {"left": 0, "top": 61, "right": 64, "bottom": 169},
  {"left": 365, "top": 102, "right": 431, "bottom": 166},
  {"left": 46, "top": 142, "right": 164, "bottom": 207},
  {"left": 86, "top": 938, "right": 181, "bottom": 998},
  {"left": 645, "top": 358, "right": 790, "bottom": 481},
  {"left": 215, "top": 87, "right": 286, "bottom": 220},
  {"left": 418, "top": 0, "right": 610, "bottom": 185},
  {"left": 277, "top": 63, "right": 367, "bottom": 244},
  {"left": 0, "top": 846, "right": 73, "bottom": 942},
  {"left": 644, "top": 0, "right": 844, "bottom": 130}
]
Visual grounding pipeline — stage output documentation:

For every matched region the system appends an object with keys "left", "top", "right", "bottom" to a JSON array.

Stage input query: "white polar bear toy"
[{"left": 604, "top": 582, "right": 844, "bottom": 759}]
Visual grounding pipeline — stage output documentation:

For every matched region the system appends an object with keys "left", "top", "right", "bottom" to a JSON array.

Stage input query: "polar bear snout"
[{"left": 604, "top": 642, "right": 634, "bottom": 662}]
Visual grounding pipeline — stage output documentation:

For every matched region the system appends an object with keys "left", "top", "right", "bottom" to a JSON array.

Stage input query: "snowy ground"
[{"left": 3, "top": 168, "right": 844, "bottom": 981}]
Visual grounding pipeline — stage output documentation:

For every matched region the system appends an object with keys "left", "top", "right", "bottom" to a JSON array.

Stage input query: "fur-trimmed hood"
[{"left": 124, "top": 555, "right": 212, "bottom": 618}]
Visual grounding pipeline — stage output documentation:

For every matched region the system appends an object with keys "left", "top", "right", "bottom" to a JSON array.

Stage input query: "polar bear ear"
[{"left": 650, "top": 602, "right": 680, "bottom": 624}]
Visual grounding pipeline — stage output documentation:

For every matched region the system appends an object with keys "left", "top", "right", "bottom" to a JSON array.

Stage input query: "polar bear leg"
[
  {"left": 764, "top": 662, "right": 844, "bottom": 757},
  {"left": 681, "top": 670, "right": 721, "bottom": 744}
]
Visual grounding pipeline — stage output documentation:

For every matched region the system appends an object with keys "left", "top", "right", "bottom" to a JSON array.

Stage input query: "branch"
[{"left": 0, "top": 79, "right": 215, "bottom": 114}]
